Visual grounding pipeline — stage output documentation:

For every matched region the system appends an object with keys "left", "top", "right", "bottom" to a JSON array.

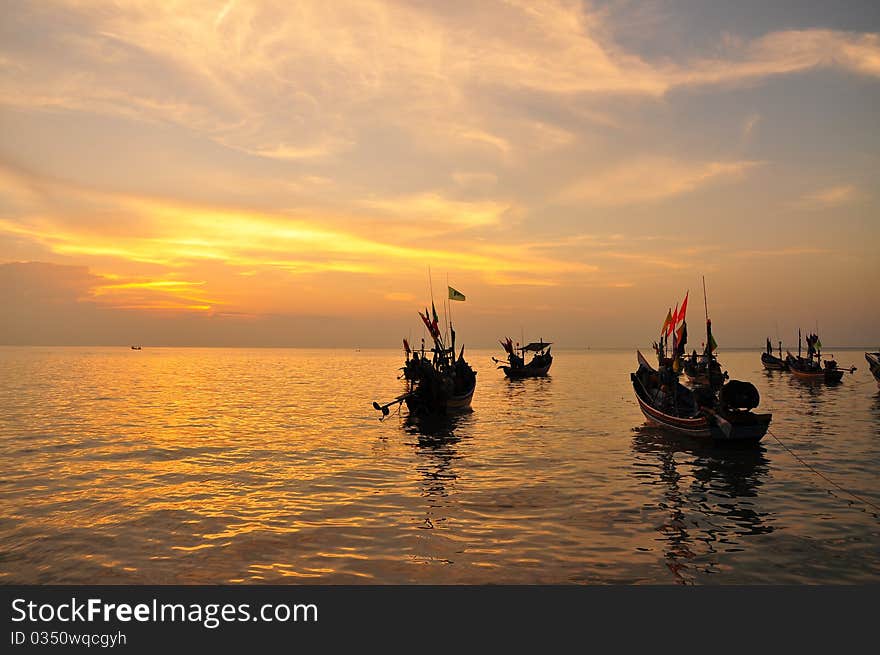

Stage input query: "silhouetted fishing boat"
[
  {"left": 631, "top": 351, "right": 771, "bottom": 443},
  {"left": 493, "top": 338, "right": 553, "bottom": 378},
  {"left": 130, "top": 345, "right": 142, "bottom": 350},
  {"left": 786, "top": 330, "right": 854, "bottom": 384},
  {"left": 374, "top": 289, "right": 475, "bottom": 418},
  {"left": 866, "top": 352, "right": 880, "bottom": 386},
  {"left": 761, "top": 338, "right": 788, "bottom": 370}
]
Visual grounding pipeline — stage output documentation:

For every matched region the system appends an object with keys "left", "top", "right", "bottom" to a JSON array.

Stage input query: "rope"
[{"left": 768, "top": 428, "right": 880, "bottom": 514}]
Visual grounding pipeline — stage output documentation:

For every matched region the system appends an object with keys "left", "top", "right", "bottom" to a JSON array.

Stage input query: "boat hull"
[
  {"left": 789, "top": 367, "right": 843, "bottom": 384},
  {"left": 866, "top": 352, "right": 880, "bottom": 386},
  {"left": 405, "top": 379, "right": 476, "bottom": 416},
  {"left": 446, "top": 384, "right": 476, "bottom": 410},
  {"left": 502, "top": 361, "right": 552, "bottom": 378},
  {"left": 761, "top": 352, "right": 788, "bottom": 371},
  {"left": 632, "top": 375, "right": 770, "bottom": 443}
]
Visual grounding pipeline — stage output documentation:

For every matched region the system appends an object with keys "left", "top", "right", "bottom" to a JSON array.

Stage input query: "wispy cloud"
[
  {"left": 741, "top": 112, "right": 761, "bottom": 142},
  {"left": 2, "top": 3, "right": 878, "bottom": 166},
  {"left": 559, "top": 157, "right": 760, "bottom": 206},
  {"left": 795, "top": 185, "right": 859, "bottom": 209}
]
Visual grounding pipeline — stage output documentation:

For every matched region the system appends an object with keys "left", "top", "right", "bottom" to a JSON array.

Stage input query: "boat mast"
[
  {"left": 446, "top": 272, "right": 452, "bottom": 349},
  {"left": 702, "top": 275, "right": 709, "bottom": 360}
]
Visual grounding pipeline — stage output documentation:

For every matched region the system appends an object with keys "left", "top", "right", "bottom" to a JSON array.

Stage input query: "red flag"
[
  {"left": 428, "top": 303, "right": 439, "bottom": 338},
  {"left": 667, "top": 303, "right": 679, "bottom": 337},
  {"left": 419, "top": 311, "right": 437, "bottom": 339},
  {"left": 677, "top": 291, "right": 689, "bottom": 326},
  {"left": 403, "top": 338, "right": 411, "bottom": 354}
]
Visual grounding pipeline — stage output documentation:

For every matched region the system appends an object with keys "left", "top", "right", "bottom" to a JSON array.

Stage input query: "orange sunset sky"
[{"left": 1, "top": 1, "right": 878, "bottom": 347}]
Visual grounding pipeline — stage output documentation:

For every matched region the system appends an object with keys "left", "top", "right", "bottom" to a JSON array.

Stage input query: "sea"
[{"left": 0, "top": 346, "right": 878, "bottom": 584}]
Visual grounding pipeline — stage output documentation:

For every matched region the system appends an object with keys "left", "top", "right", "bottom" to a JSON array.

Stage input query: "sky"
[{"left": 1, "top": 0, "right": 878, "bottom": 348}]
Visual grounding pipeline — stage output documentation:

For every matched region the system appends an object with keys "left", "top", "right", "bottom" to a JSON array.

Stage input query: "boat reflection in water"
[
  {"left": 399, "top": 412, "right": 472, "bottom": 568},
  {"left": 402, "top": 411, "right": 471, "bottom": 516},
  {"left": 631, "top": 427, "right": 773, "bottom": 584}
]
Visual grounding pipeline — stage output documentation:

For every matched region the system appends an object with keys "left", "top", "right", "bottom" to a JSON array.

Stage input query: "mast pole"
[
  {"left": 702, "top": 275, "right": 709, "bottom": 359},
  {"left": 445, "top": 272, "right": 451, "bottom": 351},
  {"left": 427, "top": 264, "right": 441, "bottom": 356},
  {"left": 702, "top": 275, "right": 709, "bottom": 323}
]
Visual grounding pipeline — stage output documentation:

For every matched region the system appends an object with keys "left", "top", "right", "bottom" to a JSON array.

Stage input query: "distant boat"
[
  {"left": 786, "top": 330, "right": 854, "bottom": 384},
  {"left": 493, "top": 338, "right": 553, "bottom": 378},
  {"left": 631, "top": 351, "right": 771, "bottom": 443},
  {"left": 864, "top": 352, "right": 880, "bottom": 386},
  {"left": 130, "top": 345, "right": 142, "bottom": 350},
  {"left": 761, "top": 338, "right": 788, "bottom": 371}
]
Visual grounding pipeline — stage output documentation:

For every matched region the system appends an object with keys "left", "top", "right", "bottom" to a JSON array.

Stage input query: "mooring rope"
[{"left": 768, "top": 427, "right": 880, "bottom": 514}]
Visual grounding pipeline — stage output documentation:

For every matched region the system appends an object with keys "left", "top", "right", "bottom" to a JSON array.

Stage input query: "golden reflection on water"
[{"left": 0, "top": 346, "right": 878, "bottom": 584}]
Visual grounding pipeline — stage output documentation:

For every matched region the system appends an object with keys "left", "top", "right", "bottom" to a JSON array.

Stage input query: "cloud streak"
[
  {"left": 2, "top": 2, "right": 878, "bottom": 165},
  {"left": 559, "top": 157, "right": 760, "bottom": 206}
]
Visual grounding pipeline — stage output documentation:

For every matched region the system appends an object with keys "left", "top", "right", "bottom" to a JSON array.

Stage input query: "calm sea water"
[{"left": 0, "top": 346, "right": 878, "bottom": 584}]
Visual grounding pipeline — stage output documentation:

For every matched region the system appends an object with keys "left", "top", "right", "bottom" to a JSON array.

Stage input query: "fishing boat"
[
  {"left": 786, "top": 330, "right": 853, "bottom": 384},
  {"left": 761, "top": 338, "right": 788, "bottom": 371},
  {"left": 373, "top": 295, "right": 476, "bottom": 418},
  {"left": 631, "top": 351, "right": 772, "bottom": 443},
  {"left": 493, "top": 338, "right": 553, "bottom": 378},
  {"left": 866, "top": 352, "right": 880, "bottom": 386},
  {"left": 130, "top": 345, "right": 142, "bottom": 350}
]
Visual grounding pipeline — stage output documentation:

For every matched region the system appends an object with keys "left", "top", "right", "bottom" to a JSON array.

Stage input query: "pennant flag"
[
  {"left": 448, "top": 286, "right": 466, "bottom": 301},
  {"left": 661, "top": 308, "right": 672, "bottom": 335},
  {"left": 677, "top": 291, "right": 689, "bottom": 325},
  {"left": 419, "top": 310, "right": 431, "bottom": 333},
  {"left": 419, "top": 311, "right": 440, "bottom": 341},
  {"left": 431, "top": 301, "right": 440, "bottom": 334},
  {"left": 403, "top": 338, "right": 411, "bottom": 354},
  {"left": 816, "top": 337, "right": 822, "bottom": 350},
  {"left": 667, "top": 303, "right": 679, "bottom": 337}
]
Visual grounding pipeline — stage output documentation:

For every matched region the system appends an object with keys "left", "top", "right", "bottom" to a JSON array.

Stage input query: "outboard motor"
[{"left": 719, "top": 380, "right": 760, "bottom": 410}]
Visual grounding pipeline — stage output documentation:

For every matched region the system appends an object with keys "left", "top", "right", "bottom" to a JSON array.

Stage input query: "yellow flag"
[{"left": 661, "top": 309, "right": 672, "bottom": 335}]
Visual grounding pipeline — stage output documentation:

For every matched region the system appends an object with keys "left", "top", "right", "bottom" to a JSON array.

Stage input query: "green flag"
[
  {"left": 707, "top": 332, "right": 717, "bottom": 353},
  {"left": 448, "top": 286, "right": 466, "bottom": 301}
]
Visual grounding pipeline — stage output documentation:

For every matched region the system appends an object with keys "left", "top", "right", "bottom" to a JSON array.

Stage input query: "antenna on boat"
[{"left": 702, "top": 275, "right": 709, "bottom": 323}]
